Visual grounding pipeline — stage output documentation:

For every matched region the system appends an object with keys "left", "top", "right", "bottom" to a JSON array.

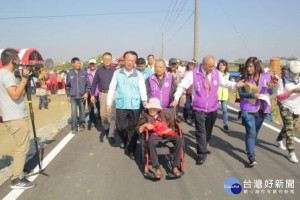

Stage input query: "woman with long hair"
[
  {"left": 238, "top": 57, "right": 275, "bottom": 167},
  {"left": 217, "top": 59, "right": 230, "bottom": 132}
]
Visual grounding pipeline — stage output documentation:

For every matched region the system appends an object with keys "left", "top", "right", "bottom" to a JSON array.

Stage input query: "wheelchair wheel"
[{"left": 140, "top": 137, "right": 145, "bottom": 168}]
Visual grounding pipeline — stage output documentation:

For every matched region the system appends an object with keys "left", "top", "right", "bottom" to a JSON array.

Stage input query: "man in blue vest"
[{"left": 107, "top": 51, "right": 147, "bottom": 159}]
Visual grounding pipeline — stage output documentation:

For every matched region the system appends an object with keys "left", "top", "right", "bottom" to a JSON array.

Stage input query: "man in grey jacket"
[{"left": 66, "top": 57, "right": 91, "bottom": 134}]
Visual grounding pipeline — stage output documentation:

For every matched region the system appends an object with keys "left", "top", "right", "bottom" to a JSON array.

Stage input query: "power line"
[
  {"left": 168, "top": 11, "right": 194, "bottom": 41},
  {"left": 160, "top": 0, "right": 174, "bottom": 30},
  {"left": 0, "top": 9, "right": 192, "bottom": 20},
  {"left": 167, "top": 0, "right": 188, "bottom": 31},
  {"left": 163, "top": 0, "right": 179, "bottom": 30},
  {"left": 217, "top": 0, "right": 252, "bottom": 55}
]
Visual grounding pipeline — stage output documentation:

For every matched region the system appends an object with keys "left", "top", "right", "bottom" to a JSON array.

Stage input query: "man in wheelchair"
[{"left": 137, "top": 98, "right": 183, "bottom": 179}]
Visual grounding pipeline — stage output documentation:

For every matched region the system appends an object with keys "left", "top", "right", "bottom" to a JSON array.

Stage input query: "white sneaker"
[
  {"left": 276, "top": 140, "right": 287, "bottom": 150},
  {"left": 288, "top": 152, "right": 298, "bottom": 163}
]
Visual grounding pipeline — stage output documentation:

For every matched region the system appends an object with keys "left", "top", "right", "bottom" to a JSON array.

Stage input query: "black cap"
[{"left": 169, "top": 58, "right": 178, "bottom": 65}]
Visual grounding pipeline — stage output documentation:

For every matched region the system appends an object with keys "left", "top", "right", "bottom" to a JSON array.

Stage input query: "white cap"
[
  {"left": 288, "top": 61, "right": 300, "bottom": 73},
  {"left": 89, "top": 58, "right": 96, "bottom": 64}
]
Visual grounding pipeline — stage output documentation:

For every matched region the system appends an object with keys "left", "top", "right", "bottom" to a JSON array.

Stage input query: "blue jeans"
[
  {"left": 39, "top": 96, "right": 48, "bottom": 108},
  {"left": 241, "top": 110, "right": 264, "bottom": 158},
  {"left": 71, "top": 98, "right": 85, "bottom": 130},
  {"left": 220, "top": 101, "right": 228, "bottom": 126}
]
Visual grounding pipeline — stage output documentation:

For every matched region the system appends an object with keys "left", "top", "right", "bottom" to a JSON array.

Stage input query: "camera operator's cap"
[
  {"left": 146, "top": 98, "right": 162, "bottom": 110},
  {"left": 89, "top": 58, "right": 96, "bottom": 64},
  {"left": 288, "top": 61, "right": 300, "bottom": 73},
  {"left": 169, "top": 58, "right": 178, "bottom": 65}
]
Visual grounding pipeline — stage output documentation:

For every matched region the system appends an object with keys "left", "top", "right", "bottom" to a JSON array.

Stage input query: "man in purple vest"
[
  {"left": 171, "top": 55, "right": 244, "bottom": 165},
  {"left": 146, "top": 59, "right": 177, "bottom": 109}
]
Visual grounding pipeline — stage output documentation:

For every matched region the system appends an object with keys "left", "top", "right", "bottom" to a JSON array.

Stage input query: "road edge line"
[{"left": 3, "top": 131, "right": 75, "bottom": 200}]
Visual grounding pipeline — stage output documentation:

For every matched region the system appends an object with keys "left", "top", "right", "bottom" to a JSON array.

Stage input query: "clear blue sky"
[{"left": 1, "top": 0, "right": 299, "bottom": 62}]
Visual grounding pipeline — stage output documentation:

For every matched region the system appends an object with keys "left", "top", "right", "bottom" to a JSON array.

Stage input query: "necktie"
[{"left": 205, "top": 72, "right": 211, "bottom": 94}]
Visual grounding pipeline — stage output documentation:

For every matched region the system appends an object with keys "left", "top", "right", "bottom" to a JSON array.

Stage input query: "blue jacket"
[
  {"left": 137, "top": 67, "right": 153, "bottom": 81},
  {"left": 66, "top": 69, "right": 91, "bottom": 99},
  {"left": 115, "top": 68, "right": 143, "bottom": 109}
]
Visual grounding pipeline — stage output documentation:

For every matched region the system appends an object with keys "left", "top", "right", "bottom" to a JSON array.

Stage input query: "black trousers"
[
  {"left": 87, "top": 95, "right": 100, "bottom": 125},
  {"left": 116, "top": 109, "right": 140, "bottom": 153},
  {"left": 148, "top": 134, "right": 182, "bottom": 169},
  {"left": 194, "top": 110, "right": 217, "bottom": 159}
]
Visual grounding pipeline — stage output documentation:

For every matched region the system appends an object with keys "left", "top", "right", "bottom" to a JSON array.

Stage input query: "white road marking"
[
  {"left": 227, "top": 105, "right": 300, "bottom": 144},
  {"left": 3, "top": 131, "right": 75, "bottom": 200}
]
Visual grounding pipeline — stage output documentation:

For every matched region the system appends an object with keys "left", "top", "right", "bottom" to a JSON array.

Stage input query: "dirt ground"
[
  {"left": 0, "top": 94, "right": 70, "bottom": 157},
  {"left": 0, "top": 94, "right": 71, "bottom": 185}
]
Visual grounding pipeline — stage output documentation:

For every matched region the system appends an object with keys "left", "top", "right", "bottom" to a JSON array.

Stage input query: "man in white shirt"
[
  {"left": 171, "top": 55, "right": 244, "bottom": 165},
  {"left": 0, "top": 48, "right": 36, "bottom": 189}
]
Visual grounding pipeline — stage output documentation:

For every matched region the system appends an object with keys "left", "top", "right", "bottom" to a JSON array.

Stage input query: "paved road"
[{"left": 1, "top": 107, "right": 299, "bottom": 200}]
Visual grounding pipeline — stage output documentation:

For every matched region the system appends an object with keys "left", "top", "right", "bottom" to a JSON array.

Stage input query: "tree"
[
  {"left": 235, "top": 58, "right": 246, "bottom": 63},
  {"left": 96, "top": 54, "right": 103, "bottom": 64},
  {"left": 44, "top": 58, "right": 54, "bottom": 68},
  {"left": 53, "top": 62, "right": 72, "bottom": 71},
  {"left": 287, "top": 56, "right": 298, "bottom": 61}
]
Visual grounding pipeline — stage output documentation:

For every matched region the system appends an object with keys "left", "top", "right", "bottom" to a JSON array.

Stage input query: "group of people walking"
[
  {"left": 1, "top": 47, "right": 299, "bottom": 189},
  {"left": 66, "top": 51, "right": 300, "bottom": 171}
]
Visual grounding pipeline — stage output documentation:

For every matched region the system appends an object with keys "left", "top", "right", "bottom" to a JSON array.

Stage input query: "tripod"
[{"left": 26, "top": 76, "right": 48, "bottom": 177}]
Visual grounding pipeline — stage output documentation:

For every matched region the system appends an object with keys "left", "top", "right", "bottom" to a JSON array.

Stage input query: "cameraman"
[{"left": 0, "top": 48, "right": 36, "bottom": 189}]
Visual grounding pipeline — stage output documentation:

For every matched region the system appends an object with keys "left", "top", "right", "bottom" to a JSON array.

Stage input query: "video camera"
[{"left": 14, "top": 63, "right": 44, "bottom": 79}]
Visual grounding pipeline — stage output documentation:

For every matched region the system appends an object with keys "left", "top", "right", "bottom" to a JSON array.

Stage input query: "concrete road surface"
[{"left": 0, "top": 106, "right": 299, "bottom": 200}]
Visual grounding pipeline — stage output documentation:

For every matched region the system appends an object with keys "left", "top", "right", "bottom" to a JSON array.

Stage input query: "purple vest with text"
[
  {"left": 240, "top": 73, "right": 271, "bottom": 113},
  {"left": 192, "top": 66, "right": 220, "bottom": 112},
  {"left": 148, "top": 73, "right": 172, "bottom": 109}
]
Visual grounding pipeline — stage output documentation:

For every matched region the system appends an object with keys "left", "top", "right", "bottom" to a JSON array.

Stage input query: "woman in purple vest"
[{"left": 238, "top": 57, "right": 275, "bottom": 167}]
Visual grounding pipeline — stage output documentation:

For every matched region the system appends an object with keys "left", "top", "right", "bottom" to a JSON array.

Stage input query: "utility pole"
[
  {"left": 161, "top": 31, "right": 164, "bottom": 59},
  {"left": 194, "top": 0, "right": 199, "bottom": 62}
]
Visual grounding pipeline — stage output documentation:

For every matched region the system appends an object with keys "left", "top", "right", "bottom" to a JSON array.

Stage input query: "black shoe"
[
  {"left": 80, "top": 124, "right": 85, "bottom": 129},
  {"left": 120, "top": 143, "right": 125, "bottom": 149},
  {"left": 108, "top": 137, "right": 116, "bottom": 144},
  {"left": 11, "top": 177, "right": 36, "bottom": 189},
  {"left": 249, "top": 157, "right": 257, "bottom": 167},
  {"left": 196, "top": 156, "right": 206, "bottom": 165},
  {"left": 125, "top": 151, "right": 135, "bottom": 160},
  {"left": 223, "top": 125, "right": 229, "bottom": 132},
  {"left": 88, "top": 124, "right": 91, "bottom": 131},
  {"left": 78, "top": 124, "right": 85, "bottom": 132}
]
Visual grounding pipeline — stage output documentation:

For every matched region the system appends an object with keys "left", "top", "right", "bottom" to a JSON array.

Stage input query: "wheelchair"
[{"left": 139, "top": 115, "right": 185, "bottom": 180}]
